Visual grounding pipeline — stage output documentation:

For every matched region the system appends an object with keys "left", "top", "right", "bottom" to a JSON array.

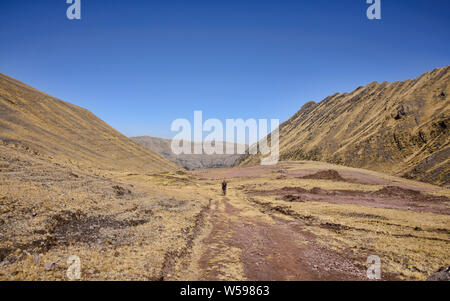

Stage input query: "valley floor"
[{"left": 0, "top": 145, "right": 449, "bottom": 280}]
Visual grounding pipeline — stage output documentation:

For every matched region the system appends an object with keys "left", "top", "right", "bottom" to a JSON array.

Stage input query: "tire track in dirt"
[
  {"left": 158, "top": 199, "right": 211, "bottom": 280},
  {"left": 193, "top": 191, "right": 367, "bottom": 280}
]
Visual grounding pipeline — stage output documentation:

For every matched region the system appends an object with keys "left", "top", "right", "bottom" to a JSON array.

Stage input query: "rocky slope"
[{"left": 239, "top": 66, "right": 450, "bottom": 186}]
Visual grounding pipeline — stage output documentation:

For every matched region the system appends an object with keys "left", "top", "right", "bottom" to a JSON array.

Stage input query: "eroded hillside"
[{"left": 239, "top": 66, "right": 450, "bottom": 186}]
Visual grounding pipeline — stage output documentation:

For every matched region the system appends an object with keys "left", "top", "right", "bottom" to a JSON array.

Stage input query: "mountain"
[
  {"left": 0, "top": 73, "right": 178, "bottom": 173},
  {"left": 239, "top": 66, "right": 450, "bottom": 186},
  {"left": 1, "top": 74, "right": 449, "bottom": 282},
  {"left": 132, "top": 136, "right": 245, "bottom": 170}
]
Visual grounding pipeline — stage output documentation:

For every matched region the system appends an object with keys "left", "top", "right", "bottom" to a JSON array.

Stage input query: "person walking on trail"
[{"left": 222, "top": 180, "right": 227, "bottom": 196}]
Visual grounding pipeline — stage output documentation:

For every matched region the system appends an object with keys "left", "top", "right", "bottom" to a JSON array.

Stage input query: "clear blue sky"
[{"left": 1, "top": 0, "right": 449, "bottom": 139}]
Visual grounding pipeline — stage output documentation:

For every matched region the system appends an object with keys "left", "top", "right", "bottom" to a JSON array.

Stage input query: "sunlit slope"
[
  {"left": 240, "top": 66, "right": 450, "bottom": 186},
  {"left": 0, "top": 73, "right": 178, "bottom": 173}
]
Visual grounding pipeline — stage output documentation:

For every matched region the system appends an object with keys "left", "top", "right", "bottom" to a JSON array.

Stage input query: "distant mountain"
[
  {"left": 239, "top": 66, "right": 450, "bottom": 187},
  {"left": 132, "top": 136, "right": 245, "bottom": 170},
  {"left": 0, "top": 73, "right": 178, "bottom": 173}
]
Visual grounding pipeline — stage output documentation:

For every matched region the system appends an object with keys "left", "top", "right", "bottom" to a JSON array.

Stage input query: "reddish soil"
[
  {"left": 284, "top": 168, "right": 441, "bottom": 192},
  {"left": 195, "top": 165, "right": 442, "bottom": 195},
  {"left": 285, "top": 169, "right": 394, "bottom": 186},
  {"left": 299, "top": 169, "right": 346, "bottom": 181},
  {"left": 190, "top": 164, "right": 448, "bottom": 281},
  {"left": 248, "top": 186, "right": 450, "bottom": 214},
  {"left": 190, "top": 165, "right": 277, "bottom": 179},
  {"left": 197, "top": 198, "right": 367, "bottom": 281}
]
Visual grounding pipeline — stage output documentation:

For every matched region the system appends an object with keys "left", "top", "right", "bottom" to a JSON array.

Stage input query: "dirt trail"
[
  {"left": 181, "top": 163, "right": 450, "bottom": 281},
  {"left": 187, "top": 189, "right": 366, "bottom": 281}
]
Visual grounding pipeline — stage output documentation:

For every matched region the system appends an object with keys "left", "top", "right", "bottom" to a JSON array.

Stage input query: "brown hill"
[
  {"left": 132, "top": 136, "right": 245, "bottom": 170},
  {"left": 0, "top": 73, "right": 178, "bottom": 173},
  {"left": 239, "top": 66, "right": 450, "bottom": 186}
]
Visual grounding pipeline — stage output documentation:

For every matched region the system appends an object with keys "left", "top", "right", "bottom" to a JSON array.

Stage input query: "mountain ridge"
[{"left": 239, "top": 66, "right": 450, "bottom": 186}]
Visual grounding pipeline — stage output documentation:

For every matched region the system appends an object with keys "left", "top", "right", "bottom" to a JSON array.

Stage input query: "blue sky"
[{"left": 1, "top": 0, "right": 449, "bottom": 139}]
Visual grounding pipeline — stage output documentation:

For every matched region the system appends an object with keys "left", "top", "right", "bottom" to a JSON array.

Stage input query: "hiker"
[{"left": 221, "top": 180, "right": 227, "bottom": 196}]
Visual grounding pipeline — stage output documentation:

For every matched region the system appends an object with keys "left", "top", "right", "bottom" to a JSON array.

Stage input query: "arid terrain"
[
  {"left": 0, "top": 72, "right": 449, "bottom": 281},
  {"left": 239, "top": 66, "right": 450, "bottom": 187},
  {"left": 1, "top": 149, "right": 449, "bottom": 280}
]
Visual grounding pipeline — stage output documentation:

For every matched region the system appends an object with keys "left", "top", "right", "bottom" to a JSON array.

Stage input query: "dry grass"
[
  {"left": 0, "top": 71, "right": 448, "bottom": 280},
  {"left": 241, "top": 163, "right": 450, "bottom": 280},
  {"left": 240, "top": 66, "right": 450, "bottom": 187},
  {"left": 0, "top": 73, "right": 178, "bottom": 174},
  {"left": 0, "top": 144, "right": 208, "bottom": 280}
]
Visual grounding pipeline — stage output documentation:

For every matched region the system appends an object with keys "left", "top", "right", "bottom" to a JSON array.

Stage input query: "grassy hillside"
[
  {"left": 239, "top": 66, "right": 450, "bottom": 186},
  {"left": 0, "top": 73, "right": 178, "bottom": 173}
]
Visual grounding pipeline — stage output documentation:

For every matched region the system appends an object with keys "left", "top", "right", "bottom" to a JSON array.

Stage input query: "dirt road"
[
  {"left": 177, "top": 162, "right": 449, "bottom": 281},
  {"left": 1, "top": 156, "right": 448, "bottom": 280},
  {"left": 181, "top": 188, "right": 367, "bottom": 281}
]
